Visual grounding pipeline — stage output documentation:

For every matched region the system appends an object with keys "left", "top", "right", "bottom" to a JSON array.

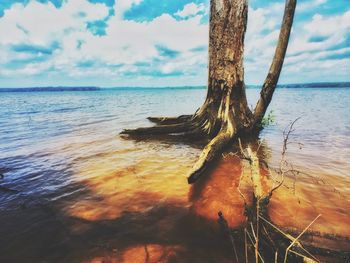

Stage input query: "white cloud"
[
  {"left": 0, "top": 0, "right": 349, "bottom": 86},
  {"left": 58, "top": 12, "right": 208, "bottom": 77},
  {"left": 297, "top": 0, "right": 327, "bottom": 12},
  {"left": 0, "top": 0, "right": 109, "bottom": 46},
  {"left": 244, "top": 1, "right": 350, "bottom": 84},
  {"left": 286, "top": 10, "right": 350, "bottom": 58},
  {"left": 305, "top": 11, "right": 350, "bottom": 37},
  {"left": 0, "top": 0, "right": 209, "bottom": 81},
  {"left": 175, "top": 3, "right": 206, "bottom": 18},
  {"left": 114, "top": 0, "right": 143, "bottom": 19}
]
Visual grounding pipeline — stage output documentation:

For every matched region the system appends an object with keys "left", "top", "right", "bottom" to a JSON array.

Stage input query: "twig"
[
  {"left": 256, "top": 139, "right": 263, "bottom": 153},
  {"left": 289, "top": 250, "right": 317, "bottom": 262},
  {"left": 250, "top": 222, "right": 257, "bottom": 242},
  {"left": 245, "top": 228, "right": 248, "bottom": 263},
  {"left": 246, "top": 229, "right": 265, "bottom": 263},
  {"left": 283, "top": 214, "right": 322, "bottom": 263},
  {"left": 270, "top": 118, "right": 300, "bottom": 195},
  {"left": 259, "top": 215, "right": 319, "bottom": 262},
  {"left": 256, "top": 207, "right": 260, "bottom": 263}
]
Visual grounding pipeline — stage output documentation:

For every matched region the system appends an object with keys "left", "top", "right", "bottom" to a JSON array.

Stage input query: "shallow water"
[{"left": 0, "top": 87, "right": 349, "bottom": 262}]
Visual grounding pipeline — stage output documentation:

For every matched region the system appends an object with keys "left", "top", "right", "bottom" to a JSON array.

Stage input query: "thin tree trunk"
[{"left": 253, "top": 0, "right": 297, "bottom": 127}]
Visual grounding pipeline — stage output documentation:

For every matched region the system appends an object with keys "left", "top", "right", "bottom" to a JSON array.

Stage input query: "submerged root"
[
  {"left": 120, "top": 113, "right": 209, "bottom": 137},
  {"left": 187, "top": 130, "right": 235, "bottom": 184},
  {"left": 121, "top": 112, "right": 241, "bottom": 185},
  {"left": 120, "top": 122, "right": 193, "bottom": 136},
  {"left": 121, "top": 108, "right": 241, "bottom": 185},
  {"left": 147, "top": 115, "right": 192, "bottom": 125}
]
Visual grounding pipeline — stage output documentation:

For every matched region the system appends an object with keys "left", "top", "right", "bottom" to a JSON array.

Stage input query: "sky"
[{"left": 0, "top": 0, "right": 349, "bottom": 87}]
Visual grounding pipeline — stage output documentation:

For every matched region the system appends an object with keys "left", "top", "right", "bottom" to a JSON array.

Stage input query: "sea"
[{"left": 0, "top": 86, "right": 349, "bottom": 262}]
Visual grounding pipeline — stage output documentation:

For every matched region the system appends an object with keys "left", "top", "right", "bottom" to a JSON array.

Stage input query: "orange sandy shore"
[{"left": 65, "top": 145, "right": 350, "bottom": 262}]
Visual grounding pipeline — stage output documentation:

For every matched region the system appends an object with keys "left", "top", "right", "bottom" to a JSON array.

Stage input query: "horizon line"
[{"left": 1, "top": 81, "right": 350, "bottom": 90}]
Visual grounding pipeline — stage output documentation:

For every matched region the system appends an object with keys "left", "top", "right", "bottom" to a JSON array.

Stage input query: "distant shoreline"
[{"left": 0, "top": 82, "right": 349, "bottom": 92}]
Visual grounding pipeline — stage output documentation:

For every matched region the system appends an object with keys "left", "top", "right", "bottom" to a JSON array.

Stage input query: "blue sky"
[{"left": 0, "top": 0, "right": 349, "bottom": 87}]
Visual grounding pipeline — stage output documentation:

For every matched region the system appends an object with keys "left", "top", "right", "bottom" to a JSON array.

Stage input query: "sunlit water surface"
[{"left": 0, "top": 88, "right": 349, "bottom": 262}]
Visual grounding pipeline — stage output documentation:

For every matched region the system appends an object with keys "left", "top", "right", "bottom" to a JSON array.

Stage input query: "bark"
[
  {"left": 185, "top": 0, "right": 253, "bottom": 183},
  {"left": 205, "top": 0, "right": 251, "bottom": 126}
]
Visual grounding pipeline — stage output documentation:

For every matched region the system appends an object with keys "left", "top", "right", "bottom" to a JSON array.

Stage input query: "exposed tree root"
[
  {"left": 121, "top": 113, "right": 208, "bottom": 136},
  {"left": 216, "top": 141, "right": 329, "bottom": 262},
  {"left": 147, "top": 115, "right": 192, "bottom": 125},
  {"left": 188, "top": 130, "right": 235, "bottom": 184},
  {"left": 218, "top": 123, "right": 350, "bottom": 262},
  {"left": 120, "top": 121, "right": 196, "bottom": 136}
]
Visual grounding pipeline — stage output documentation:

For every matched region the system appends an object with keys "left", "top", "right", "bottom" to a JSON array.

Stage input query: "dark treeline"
[
  {"left": 0, "top": 82, "right": 349, "bottom": 92},
  {"left": 0, "top": 86, "right": 100, "bottom": 92}
]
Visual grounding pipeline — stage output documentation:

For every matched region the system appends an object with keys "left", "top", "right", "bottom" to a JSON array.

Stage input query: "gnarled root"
[
  {"left": 147, "top": 115, "right": 192, "bottom": 125},
  {"left": 187, "top": 129, "right": 235, "bottom": 184},
  {"left": 121, "top": 113, "right": 208, "bottom": 136},
  {"left": 120, "top": 122, "right": 192, "bottom": 136}
]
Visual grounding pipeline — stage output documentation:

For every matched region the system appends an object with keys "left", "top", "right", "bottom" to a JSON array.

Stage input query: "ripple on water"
[{"left": 0, "top": 88, "right": 349, "bottom": 262}]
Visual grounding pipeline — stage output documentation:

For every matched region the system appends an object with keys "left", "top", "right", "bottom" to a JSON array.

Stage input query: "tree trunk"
[
  {"left": 253, "top": 0, "right": 297, "bottom": 126},
  {"left": 121, "top": 0, "right": 297, "bottom": 184},
  {"left": 201, "top": 0, "right": 251, "bottom": 134},
  {"left": 187, "top": 0, "right": 252, "bottom": 183}
]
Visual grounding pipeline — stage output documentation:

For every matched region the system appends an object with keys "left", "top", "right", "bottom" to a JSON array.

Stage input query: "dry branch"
[{"left": 270, "top": 118, "right": 300, "bottom": 195}]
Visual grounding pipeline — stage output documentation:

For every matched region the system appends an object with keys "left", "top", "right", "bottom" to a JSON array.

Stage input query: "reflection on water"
[
  {"left": 67, "top": 141, "right": 194, "bottom": 221},
  {"left": 0, "top": 88, "right": 350, "bottom": 262},
  {"left": 269, "top": 170, "right": 350, "bottom": 251},
  {"left": 189, "top": 154, "right": 251, "bottom": 229}
]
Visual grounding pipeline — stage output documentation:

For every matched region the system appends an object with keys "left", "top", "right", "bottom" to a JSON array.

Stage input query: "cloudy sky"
[{"left": 0, "top": 0, "right": 349, "bottom": 87}]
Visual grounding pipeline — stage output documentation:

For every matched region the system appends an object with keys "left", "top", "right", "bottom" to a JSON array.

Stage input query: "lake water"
[{"left": 0, "top": 87, "right": 349, "bottom": 262}]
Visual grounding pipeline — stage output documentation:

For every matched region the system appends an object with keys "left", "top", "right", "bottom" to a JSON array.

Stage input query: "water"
[{"left": 0, "top": 87, "right": 349, "bottom": 262}]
